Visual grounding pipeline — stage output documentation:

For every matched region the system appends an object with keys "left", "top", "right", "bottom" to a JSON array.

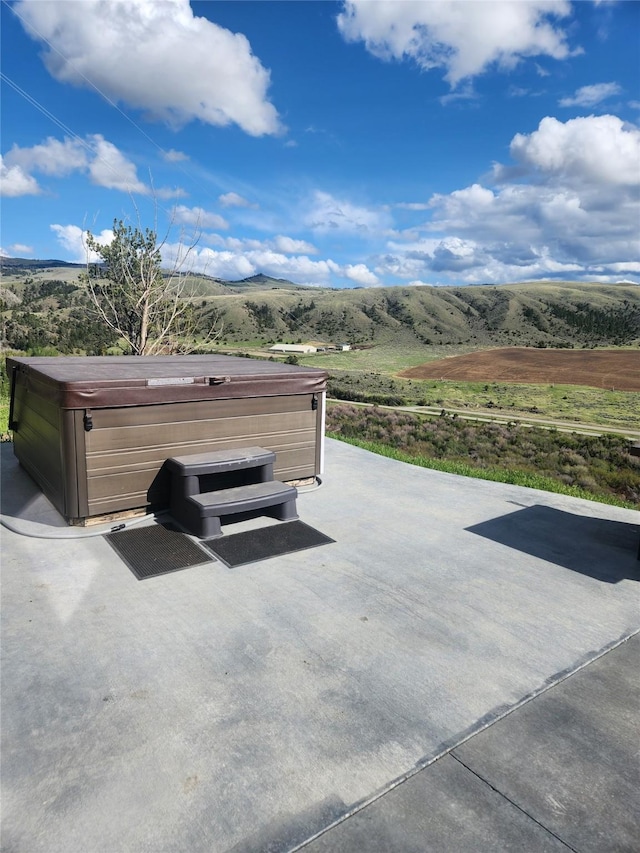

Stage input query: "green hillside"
[
  {"left": 210, "top": 280, "right": 640, "bottom": 350},
  {"left": 1, "top": 264, "right": 639, "bottom": 438},
  {"left": 1, "top": 261, "right": 638, "bottom": 355}
]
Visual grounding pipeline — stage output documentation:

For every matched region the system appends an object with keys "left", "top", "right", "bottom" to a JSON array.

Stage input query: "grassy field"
[
  {"left": 280, "top": 344, "right": 640, "bottom": 430},
  {"left": 301, "top": 341, "right": 470, "bottom": 371},
  {"left": 328, "top": 376, "right": 640, "bottom": 430},
  {"left": 3, "top": 341, "right": 638, "bottom": 436},
  {"left": 207, "top": 341, "right": 639, "bottom": 431}
]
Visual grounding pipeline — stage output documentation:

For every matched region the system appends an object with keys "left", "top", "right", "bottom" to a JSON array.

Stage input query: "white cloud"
[
  {"left": 0, "top": 243, "right": 34, "bottom": 257},
  {"left": 0, "top": 155, "right": 41, "bottom": 196},
  {"left": 87, "top": 135, "right": 147, "bottom": 193},
  {"left": 376, "top": 235, "right": 586, "bottom": 284},
  {"left": 205, "top": 235, "right": 265, "bottom": 252},
  {"left": 606, "top": 262, "right": 640, "bottom": 274},
  {"left": 426, "top": 184, "right": 497, "bottom": 231},
  {"left": 3, "top": 134, "right": 183, "bottom": 196},
  {"left": 10, "top": 243, "right": 34, "bottom": 255},
  {"left": 161, "top": 244, "right": 341, "bottom": 286},
  {"left": 247, "top": 251, "right": 340, "bottom": 284},
  {"left": 165, "top": 246, "right": 257, "bottom": 281},
  {"left": 173, "top": 205, "right": 229, "bottom": 231},
  {"left": 343, "top": 263, "right": 380, "bottom": 286},
  {"left": 395, "top": 202, "right": 430, "bottom": 211},
  {"left": 219, "top": 192, "right": 257, "bottom": 208},
  {"left": 430, "top": 237, "right": 485, "bottom": 272},
  {"left": 15, "top": 0, "right": 281, "bottom": 136},
  {"left": 439, "top": 82, "right": 477, "bottom": 106},
  {"left": 9, "top": 243, "right": 33, "bottom": 258},
  {"left": 51, "top": 224, "right": 114, "bottom": 263},
  {"left": 559, "top": 82, "right": 622, "bottom": 107},
  {"left": 373, "top": 252, "right": 434, "bottom": 280},
  {"left": 509, "top": 85, "right": 532, "bottom": 98},
  {"left": 305, "top": 190, "right": 388, "bottom": 234},
  {"left": 509, "top": 114, "right": 640, "bottom": 187},
  {"left": 337, "top": 0, "right": 576, "bottom": 86},
  {"left": 4, "top": 137, "right": 87, "bottom": 176},
  {"left": 273, "top": 235, "right": 318, "bottom": 255},
  {"left": 162, "top": 148, "right": 189, "bottom": 162},
  {"left": 52, "top": 223, "right": 332, "bottom": 276},
  {"left": 377, "top": 114, "right": 640, "bottom": 284},
  {"left": 159, "top": 240, "right": 379, "bottom": 287},
  {"left": 424, "top": 179, "right": 638, "bottom": 270},
  {"left": 201, "top": 233, "right": 318, "bottom": 256}
]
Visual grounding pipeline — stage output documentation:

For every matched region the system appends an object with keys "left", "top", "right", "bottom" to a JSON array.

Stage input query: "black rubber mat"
[
  {"left": 105, "top": 522, "right": 214, "bottom": 580},
  {"left": 202, "top": 520, "right": 335, "bottom": 567}
]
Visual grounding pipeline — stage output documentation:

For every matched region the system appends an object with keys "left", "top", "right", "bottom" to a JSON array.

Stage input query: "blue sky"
[{"left": 1, "top": 0, "right": 639, "bottom": 288}]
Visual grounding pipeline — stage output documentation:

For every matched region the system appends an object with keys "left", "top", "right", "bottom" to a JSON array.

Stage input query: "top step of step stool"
[{"left": 166, "top": 446, "right": 276, "bottom": 477}]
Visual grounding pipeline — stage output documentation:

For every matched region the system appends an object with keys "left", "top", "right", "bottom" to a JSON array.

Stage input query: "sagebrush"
[{"left": 327, "top": 404, "right": 640, "bottom": 505}]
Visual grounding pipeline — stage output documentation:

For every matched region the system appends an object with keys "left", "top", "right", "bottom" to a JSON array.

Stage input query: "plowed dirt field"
[{"left": 399, "top": 348, "right": 640, "bottom": 391}]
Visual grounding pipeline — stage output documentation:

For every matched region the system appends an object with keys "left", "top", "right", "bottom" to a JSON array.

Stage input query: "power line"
[
  {"left": 1, "top": 71, "right": 164, "bottom": 204},
  {"left": 4, "top": 0, "right": 182, "bottom": 167},
  {"left": 1, "top": 0, "right": 223, "bottom": 213},
  {"left": 2, "top": 73, "right": 83, "bottom": 145},
  {"left": 2, "top": 2, "right": 322, "bottom": 300}
]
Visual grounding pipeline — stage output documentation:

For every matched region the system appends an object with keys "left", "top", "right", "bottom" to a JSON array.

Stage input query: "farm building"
[{"left": 269, "top": 343, "right": 317, "bottom": 354}]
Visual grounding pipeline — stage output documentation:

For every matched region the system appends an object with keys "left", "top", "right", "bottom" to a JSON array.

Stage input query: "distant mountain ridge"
[
  {"left": 220, "top": 273, "right": 314, "bottom": 292},
  {"left": 1, "top": 258, "right": 311, "bottom": 291},
  {"left": 1, "top": 257, "right": 85, "bottom": 270},
  {"left": 2, "top": 259, "right": 638, "bottom": 351}
]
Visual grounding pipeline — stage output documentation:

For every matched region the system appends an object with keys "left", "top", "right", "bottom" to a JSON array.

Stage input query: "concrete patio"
[{"left": 1, "top": 438, "right": 638, "bottom": 852}]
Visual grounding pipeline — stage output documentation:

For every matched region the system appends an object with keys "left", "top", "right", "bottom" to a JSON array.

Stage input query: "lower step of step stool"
[{"left": 181, "top": 481, "right": 298, "bottom": 538}]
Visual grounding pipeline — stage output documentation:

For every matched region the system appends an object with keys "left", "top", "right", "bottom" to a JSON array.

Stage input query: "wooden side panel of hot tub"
[
  {"left": 11, "top": 377, "right": 69, "bottom": 517},
  {"left": 80, "top": 393, "right": 323, "bottom": 518}
]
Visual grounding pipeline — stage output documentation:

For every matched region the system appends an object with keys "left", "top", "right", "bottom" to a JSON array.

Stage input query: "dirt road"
[{"left": 330, "top": 399, "right": 640, "bottom": 441}]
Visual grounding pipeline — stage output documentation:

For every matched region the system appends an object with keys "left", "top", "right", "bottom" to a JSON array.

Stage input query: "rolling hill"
[
  {"left": 209, "top": 279, "right": 640, "bottom": 350},
  {"left": 1, "top": 260, "right": 638, "bottom": 353}
]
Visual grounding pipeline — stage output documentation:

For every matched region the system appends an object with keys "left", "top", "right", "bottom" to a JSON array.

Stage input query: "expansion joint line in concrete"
[
  {"left": 448, "top": 752, "right": 579, "bottom": 852},
  {"left": 291, "top": 629, "right": 640, "bottom": 853}
]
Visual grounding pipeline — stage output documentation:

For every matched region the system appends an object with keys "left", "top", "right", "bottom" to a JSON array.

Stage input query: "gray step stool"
[{"left": 166, "top": 446, "right": 298, "bottom": 538}]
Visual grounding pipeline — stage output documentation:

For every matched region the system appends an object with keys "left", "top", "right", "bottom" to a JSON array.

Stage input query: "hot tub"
[{"left": 6, "top": 355, "right": 327, "bottom": 523}]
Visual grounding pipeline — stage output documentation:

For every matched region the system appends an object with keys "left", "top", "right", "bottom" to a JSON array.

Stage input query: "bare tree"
[{"left": 83, "top": 217, "right": 221, "bottom": 355}]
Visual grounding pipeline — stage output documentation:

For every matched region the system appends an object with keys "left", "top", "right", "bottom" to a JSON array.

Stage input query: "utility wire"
[
  {"left": 1, "top": 0, "right": 221, "bottom": 222},
  {"left": 1, "top": 72, "right": 141, "bottom": 192},
  {"left": 3, "top": 66, "right": 326, "bottom": 340},
  {"left": 2, "top": 73, "right": 86, "bottom": 146},
  {"left": 3, "top": 64, "right": 327, "bottom": 342},
  {"left": 2, "top": 1, "right": 333, "bottom": 335},
  {"left": 3, "top": 0, "right": 187, "bottom": 169}
]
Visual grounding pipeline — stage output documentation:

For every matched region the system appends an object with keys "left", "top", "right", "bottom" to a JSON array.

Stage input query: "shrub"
[{"left": 326, "top": 403, "right": 639, "bottom": 506}]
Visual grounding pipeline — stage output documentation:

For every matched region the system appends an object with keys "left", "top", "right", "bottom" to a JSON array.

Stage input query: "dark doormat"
[
  {"left": 202, "top": 520, "right": 335, "bottom": 567},
  {"left": 105, "top": 522, "right": 214, "bottom": 580}
]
